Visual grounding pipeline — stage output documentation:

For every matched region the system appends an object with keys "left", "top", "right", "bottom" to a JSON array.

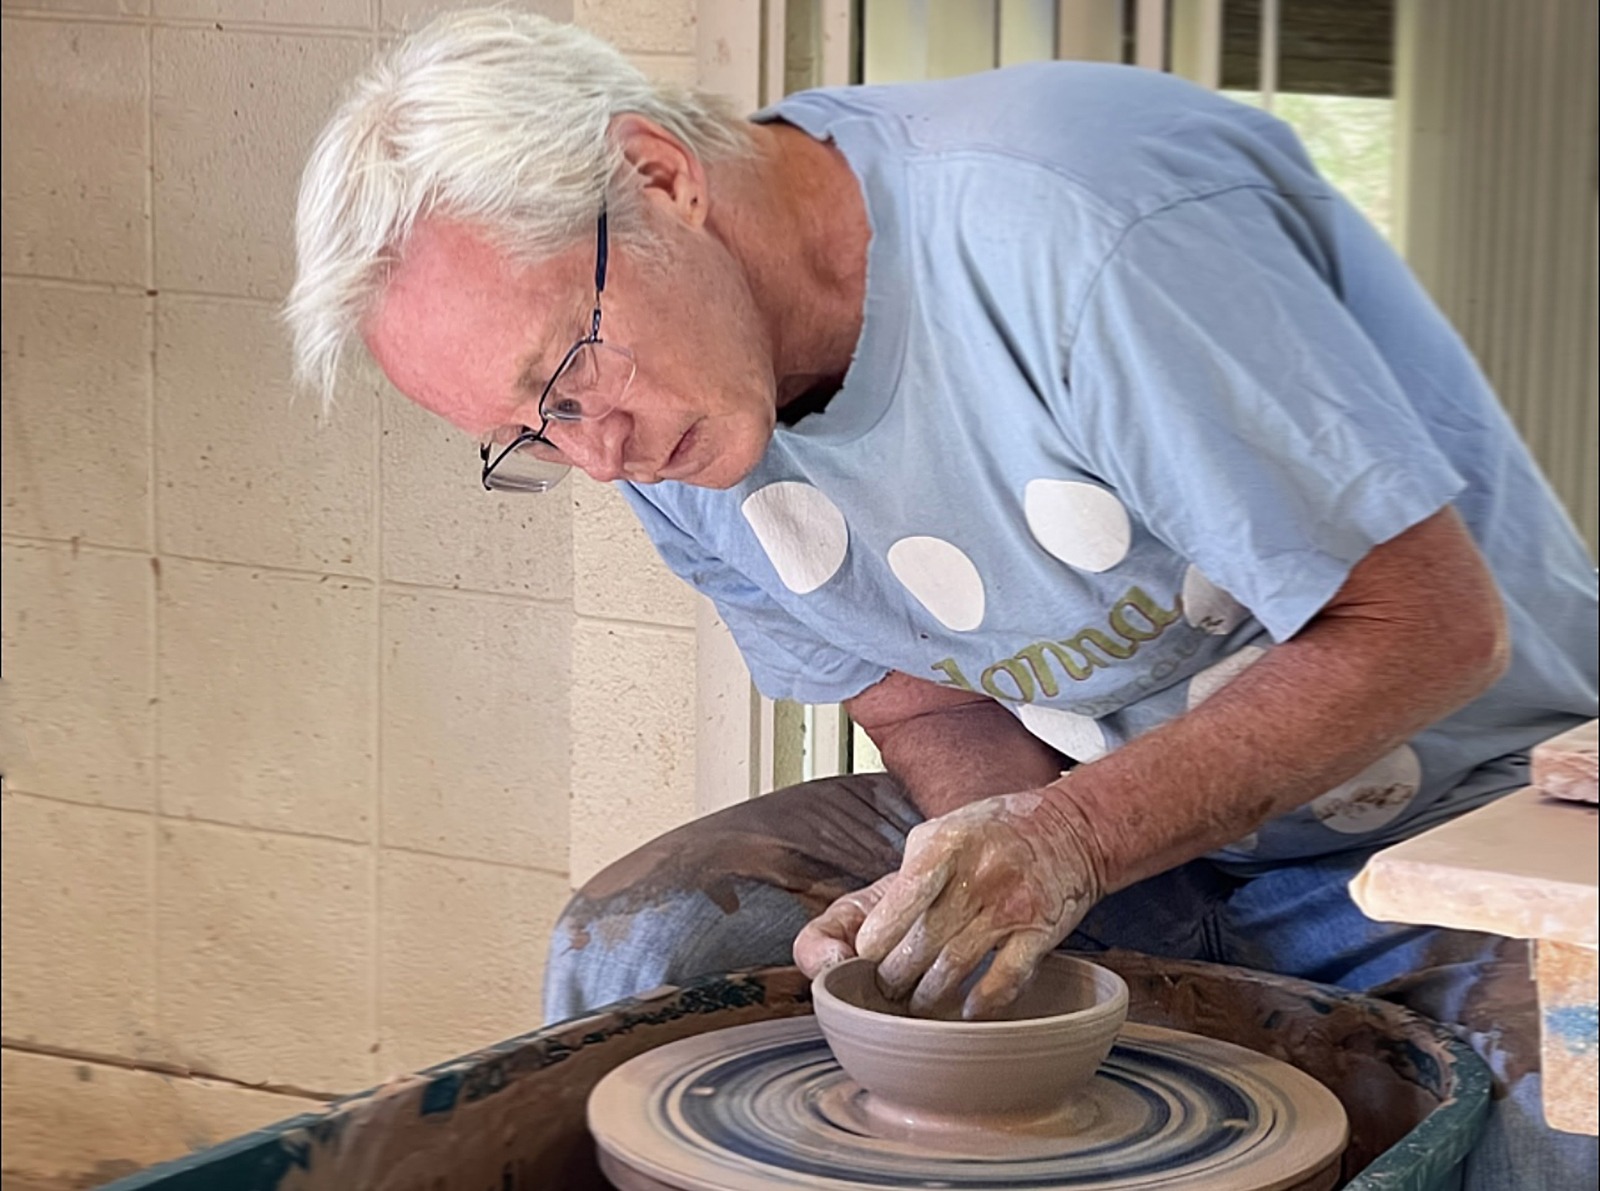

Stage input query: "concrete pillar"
[{"left": 1395, "top": 0, "right": 1599, "bottom": 555}]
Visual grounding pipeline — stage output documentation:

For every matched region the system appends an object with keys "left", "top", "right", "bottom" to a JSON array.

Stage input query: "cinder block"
[
  {"left": 1, "top": 794, "right": 158, "bottom": 1058},
  {"left": 628, "top": 51, "right": 699, "bottom": 85},
  {"left": 1, "top": 1048, "right": 319, "bottom": 1188},
  {"left": 154, "top": 0, "right": 369, "bottom": 27},
  {"left": 16, "top": 1, "right": 153, "bottom": 15},
  {"left": 154, "top": 295, "right": 378, "bottom": 575},
  {"left": 571, "top": 473, "right": 696, "bottom": 628},
  {"left": 1, "top": 19, "right": 148, "bottom": 284},
  {"left": 569, "top": 619, "right": 696, "bottom": 883},
  {"left": 380, "top": 390, "right": 574, "bottom": 599},
  {"left": 2, "top": 281, "right": 152, "bottom": 549},
  {"left": 381, "top": 0, "right": 573, "bottom": 33},
  {"left": 152, "top": 27, "right": 370, "bottom": 298},
  {"left": 380, "top": 587, "right": 569, "bottom": 869},
  {"left": 575, "top": 0, "right": 695, "bottom": 55},
  {"left": 157, "top": 558, "right": 375, "bottom": 842},
  {"left": 378, "top": 849, "right": 569, "bottom": 1073},
  {"left": 157, "top": 819, "right": 375, "bottom": 1091},
  {"left": 0, "top": 542, "right": 155, "bottom": 811}
]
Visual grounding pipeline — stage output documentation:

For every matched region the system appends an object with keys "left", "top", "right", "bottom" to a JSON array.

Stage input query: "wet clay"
[{"left": 811, "top": 955, "right": 1128, "bottom": 1120}]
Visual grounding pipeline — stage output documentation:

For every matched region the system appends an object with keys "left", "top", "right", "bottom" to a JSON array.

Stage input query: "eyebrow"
[
  {"left": 504, "top": 332, "right": 564, "bottom": 428},
  {"left": 512, "top": 291, "right": 591, "bottom": 407},
  {"left": 513, "top": 352, "right": 548, "bottom": 401}
]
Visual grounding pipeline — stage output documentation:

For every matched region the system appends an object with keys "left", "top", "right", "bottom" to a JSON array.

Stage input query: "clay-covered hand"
[
  {"left": 793, "top": 873, "right": 899, "bottom": 978},
  {"left": 856, "top": 789, "right": 1106, "bottom": 1019}
]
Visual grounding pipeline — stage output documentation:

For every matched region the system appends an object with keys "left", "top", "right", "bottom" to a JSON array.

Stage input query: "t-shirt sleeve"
[
  {"left": 618, "top": 486, "right": 890, "bottom": 704},
  {"left": 1064, "top": 188, "right": 1466, "bottom": 641}
]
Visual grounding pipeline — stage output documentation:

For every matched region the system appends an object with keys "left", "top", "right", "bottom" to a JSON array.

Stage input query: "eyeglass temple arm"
[{"left": 588, "top": 208, "right": 609, "bottom": 340}]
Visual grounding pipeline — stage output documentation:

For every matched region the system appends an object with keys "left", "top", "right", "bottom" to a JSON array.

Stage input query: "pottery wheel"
[{"left": 588, "top": 1018, "right": 1348, "bottom": 1191}]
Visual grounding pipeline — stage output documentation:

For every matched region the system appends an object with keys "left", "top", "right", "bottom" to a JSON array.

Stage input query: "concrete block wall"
[{"left": 1, "top": 0, "right": 708, "bottom": 1183}]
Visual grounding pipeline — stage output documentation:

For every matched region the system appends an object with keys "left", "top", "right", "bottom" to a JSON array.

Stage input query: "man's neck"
[{"left": 709, "top": 122, "right": 871, "bottom": 413}]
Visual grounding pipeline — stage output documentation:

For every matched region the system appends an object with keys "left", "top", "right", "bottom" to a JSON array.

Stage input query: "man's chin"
[
  {"left": 668, "top": 433, "right": 770, "bottom": 490},
  {"left": 674, "top": 462, "right": 751, "bottom": 490},
  {"left": 696, "top": 472, "right": 747, "bottom": 491}
]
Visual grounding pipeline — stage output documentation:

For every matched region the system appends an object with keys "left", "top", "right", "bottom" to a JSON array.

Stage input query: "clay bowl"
[{"left": 811, "top": 953, "right": 1128, "bottom": 1124}]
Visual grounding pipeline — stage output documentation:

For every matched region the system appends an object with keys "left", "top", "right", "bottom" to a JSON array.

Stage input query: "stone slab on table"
[
  {"left": 1351, "top": 784, "right": 1598, "bottom": 1135},
  {"left": 1533, "top": 719, "right": 1599, "bottom": 804},
  {"left": 1350, "top": 786, "right": 1596, "bottom": 947}
]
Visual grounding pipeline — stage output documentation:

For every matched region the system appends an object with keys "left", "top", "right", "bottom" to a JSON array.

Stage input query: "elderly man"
[{"left": 290, "top": 10, "right": 1596, "bottom": 1186}]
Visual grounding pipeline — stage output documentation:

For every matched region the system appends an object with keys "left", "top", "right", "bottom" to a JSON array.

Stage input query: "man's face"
[{"left": 363, "top": 216, "right": 778, "bottom": 489}]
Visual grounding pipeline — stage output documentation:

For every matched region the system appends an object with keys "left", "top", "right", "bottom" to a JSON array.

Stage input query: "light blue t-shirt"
[{"left": 621, "top": 63, "right": 1598, "bottom": 865}]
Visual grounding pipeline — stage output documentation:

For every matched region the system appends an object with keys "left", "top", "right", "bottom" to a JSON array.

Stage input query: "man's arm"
[
  {"left": 845, "top": 675, "right": 1071, "bottom": 818},
  {"left": 820, "top": 507, "right": 1509, "bottom": 1012},
  {"left": 851, "top": 508, "right": 1505, "bottom": 855},
  {"left": 1047, "top": 505, "right": 1507, "bottom": 893}
]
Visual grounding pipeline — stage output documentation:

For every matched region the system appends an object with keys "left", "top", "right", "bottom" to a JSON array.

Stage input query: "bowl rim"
[{"left": 812, "top": 952, "right": 1129, "bottom": 1035}]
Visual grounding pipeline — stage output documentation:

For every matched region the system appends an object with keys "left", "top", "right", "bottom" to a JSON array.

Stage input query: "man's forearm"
[
  {"left": 875, "top": 700, "right": 1070, "bottom": 818},
  {"left": 855, "top": 510, "right": 1510, "bottom": 893},
  {"left": 1048, "top": 512, "right": 1509, "bottom": 895}
]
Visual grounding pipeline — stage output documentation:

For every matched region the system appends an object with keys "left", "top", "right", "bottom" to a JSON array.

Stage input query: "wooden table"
[{"left": 1350, "top": 721, "right": 1599, "bottom": 1135}]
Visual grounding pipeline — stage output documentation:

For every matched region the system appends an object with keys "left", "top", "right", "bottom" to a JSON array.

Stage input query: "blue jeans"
[{"left": 544, "top": 772, "right": 1596, "bottom": 1190}]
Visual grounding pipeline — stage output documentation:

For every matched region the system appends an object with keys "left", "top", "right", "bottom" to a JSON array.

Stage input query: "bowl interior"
[
  {"left": 816, "top": 952, "right": 1127, "bottom": 1027},
  {"left": 811, "top": 954, "right": 1129, "bottom": 1119}
]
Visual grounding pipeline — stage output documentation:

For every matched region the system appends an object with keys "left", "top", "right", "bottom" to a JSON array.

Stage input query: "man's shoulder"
[
  {"left": 783, "top": 61, "right": 1201, "bottom": 132},
  {"left": 774, "top": 63, "right": 1313, "bottom": 226}
]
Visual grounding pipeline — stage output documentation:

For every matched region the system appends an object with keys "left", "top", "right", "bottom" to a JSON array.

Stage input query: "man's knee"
[
  {"left": 560, "top": 771, "right": 917, "bottom": 930},
  {"left": 540, "top": 786, "right": 863, "bottom": 1023},
  {"left": 1371, "top": 933, "right": 1543, "bottom": 1087},
  {"left": 541, "top": 773, "right": 916, "bottom": 1022}
]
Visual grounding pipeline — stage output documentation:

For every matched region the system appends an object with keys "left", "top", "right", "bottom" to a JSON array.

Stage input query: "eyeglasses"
[{"left": 479, "top": 210, "right": 637, "bottom": 493}]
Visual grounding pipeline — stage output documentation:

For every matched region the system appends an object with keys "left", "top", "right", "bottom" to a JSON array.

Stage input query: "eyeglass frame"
[{"left": 479, "top": 209, "right": 614, "bottom": 492}]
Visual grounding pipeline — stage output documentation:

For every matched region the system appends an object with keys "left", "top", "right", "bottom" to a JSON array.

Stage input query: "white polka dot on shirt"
[
  {"left": 1017, "top": 704, "right": 1109, "bottom": 762},
  {"left": 741, "top": 481, "right": 849, "bottom": 594},
  {"left": 1183, "top": 566, "right": 1249, "bottom": 635},
  {"left": 1309, "top": 746, "right": 1422, "bottom": 834},
  {"left": 1023, "top": 479, "right": 1132, "bottom": 572},
  {"left": 886, "top": 536, "right": 986, "bottom": 631},
  {"left": 1186, "top": 645, "right": 1269, "bottom": 710}
]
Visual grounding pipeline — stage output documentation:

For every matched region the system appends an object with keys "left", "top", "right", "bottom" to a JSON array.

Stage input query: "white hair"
[{"left": 286, "top": 7, "right": 752, "bottom": 406}]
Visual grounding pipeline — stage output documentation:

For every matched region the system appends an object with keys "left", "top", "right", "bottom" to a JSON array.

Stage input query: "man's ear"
[{"left": 609, "top": 114, "right": 707, "bottom": 227}]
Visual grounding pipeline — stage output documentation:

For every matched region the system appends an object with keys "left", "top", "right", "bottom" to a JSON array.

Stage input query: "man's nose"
[{"left": 559, "top": 413, "right": 632, "bottom": 483}]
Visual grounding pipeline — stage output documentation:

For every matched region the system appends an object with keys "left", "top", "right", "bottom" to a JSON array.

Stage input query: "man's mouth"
[{"left": 662, "top": 421, "right": 701, "bottom": 477}]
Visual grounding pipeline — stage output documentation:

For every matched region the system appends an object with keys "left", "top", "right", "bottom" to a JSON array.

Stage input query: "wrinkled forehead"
[
  {"left": 382, "top": 218, "right": 581, "bottom": 336},
  {"left": 363, "top": 219, "right": 584, "bottom": 436}
]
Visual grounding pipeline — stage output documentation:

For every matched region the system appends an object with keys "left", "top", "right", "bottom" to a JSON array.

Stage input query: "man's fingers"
[
  {"left": 792, "top": 875, "right": 898, "bottom": 978},
  {"left": 876, "top": 880, "right": 977, "bottom": 1000},
  {"left": 792, "top": 926, "right": 856, "bottom": 977},
  {"left": 793, "top": 904, "right": 860, "bottom": 976},
  {"left": 855, "top": 855, "right": 953, "bottom": 963},
  {"left": 908, "top": 918, "right": 1002, "bottom": 1016},
  {"left": 875, "top": 916, "right": 937, "bottom": 1000},
  {"left": 963, "top": 930, "right": 1054, "bottom": 1020}
]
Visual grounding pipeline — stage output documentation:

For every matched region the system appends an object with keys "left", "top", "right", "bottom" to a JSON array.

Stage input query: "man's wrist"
[{"left": 1035, "top": 775, "right": 1115, "bottom": 905}]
